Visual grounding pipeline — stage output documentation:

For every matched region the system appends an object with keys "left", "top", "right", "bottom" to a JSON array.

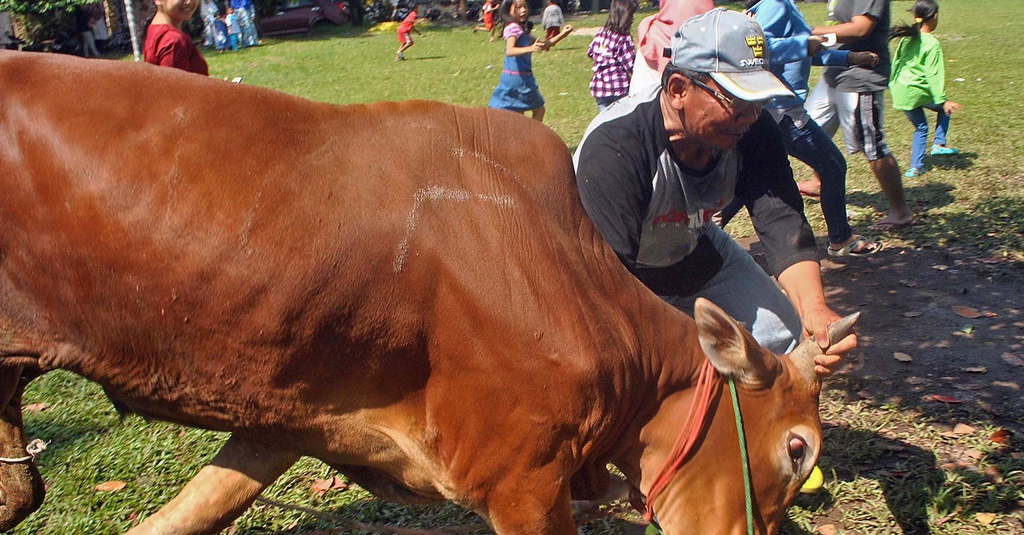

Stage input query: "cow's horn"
[{"left": 789, "top": 312, "right": 861, "bottom": 382}]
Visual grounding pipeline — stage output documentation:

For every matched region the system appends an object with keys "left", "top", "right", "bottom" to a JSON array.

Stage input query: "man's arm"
[
  {"left": 735, "top": 113, "right": 855, "bottom": 372},
  {"left": 812, "top": 14, "right": 876, "bottom": 42},
  {"left": 777, "top": 262, "right": 856, "bottom": 374}
]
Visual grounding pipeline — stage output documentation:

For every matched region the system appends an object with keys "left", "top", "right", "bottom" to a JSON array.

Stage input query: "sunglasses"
[{"left": 688, "top": 77, "right": 767, "bottom": 113}]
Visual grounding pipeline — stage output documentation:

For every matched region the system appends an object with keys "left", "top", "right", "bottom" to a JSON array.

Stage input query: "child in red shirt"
[
  {"left": 474, "top": 0, "right": 498, "bottom": 42},
  {"left": 396, "top": 8, "right": 424, "bottom": 61},
  {"left": 144, "top": 0, "right": 209, "bottom": 75}
]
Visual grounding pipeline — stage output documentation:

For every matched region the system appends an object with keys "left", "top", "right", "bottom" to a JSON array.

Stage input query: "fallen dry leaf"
[
  {"left": 1012, "top": 452, "right": 1024, "bottom": 460},
  {"left": 94, "top": 481, "right": 127, "bottom": 493},
  {"left": 936, "top": 507, "right": 963, "bottom": 526},
  {"left": 1001, "top": 352, "right": 1024, "bottom": 367},
  {"left": 983, "top": 465, "right": 1003, "bottom": 483},
  {"left": 953, "top": 423, "right": 976, "bottom": 435},
  {"left": 894, "top": 352, "right": 914, "bottom": 363},
  {"left": 309, "top": 476, "right": 348, "bottom": 496},
  {"left": 961, "top": 366, "right": 988, "bottom": 373},
  {"left": 975, "top": 512, "right": 997, "bottom": 526},
  {"left": 932, "top": 264, "right": 949, "bottom": 271},
  {"left": 952, "top": 305, "right": 996, "bottom": 318},
  {"left": 990, "top": 428, "right": 1013, "bottom": 444},
  {"left": 940, "top": 461, "right": 967, "bottom": 471},
  {"left": 816, "top": 525, "right": 837, "bottom": 535},
  {"left": 964, "top": 448, "right": 984, "bottom": 461},
  {"left": 931, "top": 395, "right": 963, "bottom": 403},
  {"left": 960, "top": 324, "right": 975, "bottom": 334},
  {"left": 902, "top": 311, "right": 923, "bottom": 318},
  {"left": 23, "top": 403, "right": 48, "bottom": 412}
]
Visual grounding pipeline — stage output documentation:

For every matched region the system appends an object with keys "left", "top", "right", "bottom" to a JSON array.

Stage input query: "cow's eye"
[{"left": 788, "top": 436, "right": 806, "bottom": 465}]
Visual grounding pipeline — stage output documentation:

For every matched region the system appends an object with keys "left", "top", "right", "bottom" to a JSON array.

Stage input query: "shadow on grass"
[
  {"left": 800, "top": 426, "right": 943, "bottom": 534},
  {"left": 844, "top": 182, "right": 1024, "bottom": 254},
  {"left": 926, "top": 151, "right": 977, "bottom": 172},
  {"left": 845, "top": 180, "right": 957, "bottom": 220},
  {"left": 236, "top": 498, "right": 647, "bottom": 534}
]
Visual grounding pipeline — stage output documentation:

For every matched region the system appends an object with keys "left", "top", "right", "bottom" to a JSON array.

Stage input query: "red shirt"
[
  {"left": 144, "top": 24, "right": 209, "bottom": 76},
  {"left": 397, "top": 11, "right": 417, "bottom": 33}
]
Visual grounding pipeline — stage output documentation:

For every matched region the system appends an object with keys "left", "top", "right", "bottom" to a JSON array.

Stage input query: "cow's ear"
[{"left": 693, "top": 298, "right": 779, "bottom": 389}]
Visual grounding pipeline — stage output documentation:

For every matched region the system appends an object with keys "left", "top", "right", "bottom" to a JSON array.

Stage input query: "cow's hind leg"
[{"left": 126, "top": 435, "right": 298, "bottom": 535}]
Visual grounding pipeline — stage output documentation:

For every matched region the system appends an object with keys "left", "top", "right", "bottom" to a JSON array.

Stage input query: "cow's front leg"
[
  {"left": 485, "top": 478, "right": 576, "bottom": 535},
  {"left": 125, "top": 434, "right": 299, "bottom": 535}
]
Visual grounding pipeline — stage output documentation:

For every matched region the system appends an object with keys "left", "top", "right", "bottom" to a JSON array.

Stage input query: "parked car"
[{"left": 259, "top": 0, "right": 348, "bottom": 37}]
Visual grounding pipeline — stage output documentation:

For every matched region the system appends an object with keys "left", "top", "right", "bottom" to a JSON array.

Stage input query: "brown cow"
[{"left": 0, "top": 51, "right": 853, "bottom": 534}]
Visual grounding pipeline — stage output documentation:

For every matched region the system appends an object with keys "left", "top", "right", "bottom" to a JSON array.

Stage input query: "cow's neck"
[{"left": 602, "top": 288, "right": 714, "bottom": 490}]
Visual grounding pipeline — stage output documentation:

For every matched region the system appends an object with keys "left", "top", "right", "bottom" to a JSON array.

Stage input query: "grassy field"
[{"left": 16, "top": 0, "right": 1024, "bottom": 533}]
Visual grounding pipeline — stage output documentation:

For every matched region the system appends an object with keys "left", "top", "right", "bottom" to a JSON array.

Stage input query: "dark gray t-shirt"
[{"left": 822, "top": 0, "right": 891, "bottom": 92}]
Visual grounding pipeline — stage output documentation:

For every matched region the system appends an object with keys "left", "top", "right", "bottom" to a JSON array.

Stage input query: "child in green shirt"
[{"left": 889, "top": 0, "right": 962, "bottom": 177}]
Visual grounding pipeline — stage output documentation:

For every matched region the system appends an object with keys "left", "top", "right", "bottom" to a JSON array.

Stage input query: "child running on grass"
[
  {"left": 587, "top": 0, "right": 637, "bottom": 110},
  {"left": 395, "top": 6, "right": 424, "bottom": 61},
  {"left": 474, "top": 0, "right": 499, "bottom": 42},
  {"left": 488, "top": 0, "right": 572, "bottom": 123},
  {"left": 889, "top": 0, "right": 962, "bottom": 178}
]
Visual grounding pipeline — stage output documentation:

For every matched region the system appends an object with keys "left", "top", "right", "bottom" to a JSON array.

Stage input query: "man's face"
[{"left": 673, "top": 75, "right": 763, "bottom": 152}]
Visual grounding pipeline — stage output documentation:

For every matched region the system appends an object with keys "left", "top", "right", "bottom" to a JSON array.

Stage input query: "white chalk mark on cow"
[
  {"left": 393, "top": 185, "right": 515, "bottom": 273},
  {"left": 448, "top": 147, "right": 528, "bottom": 188}
]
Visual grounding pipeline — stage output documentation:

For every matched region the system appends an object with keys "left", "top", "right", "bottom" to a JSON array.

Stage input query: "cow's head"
[{"left": 639, "top": 298, "right": 857, "bottom": 534}]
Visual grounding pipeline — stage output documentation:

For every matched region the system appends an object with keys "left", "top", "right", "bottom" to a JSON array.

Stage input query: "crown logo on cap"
[{"left": 745, "top": 35, "right": 765, "bottom": 58}]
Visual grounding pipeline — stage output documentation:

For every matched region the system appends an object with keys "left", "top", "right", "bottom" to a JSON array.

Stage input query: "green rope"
[{"left": 728, "top": 377, "right": 755, "bottom": 535}]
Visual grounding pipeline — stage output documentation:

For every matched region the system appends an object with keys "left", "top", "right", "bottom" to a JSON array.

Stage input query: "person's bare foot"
[
  {"left": 797, "top": 180, "right": 821, "bottom": 198},
  {"left": 869, "top": 214, "right": 915, "bottom": 231}
]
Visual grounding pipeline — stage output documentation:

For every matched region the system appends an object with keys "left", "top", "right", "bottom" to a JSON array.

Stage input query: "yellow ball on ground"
[{"left": 800, "top": 464, "right": 825, "bottom": 494}]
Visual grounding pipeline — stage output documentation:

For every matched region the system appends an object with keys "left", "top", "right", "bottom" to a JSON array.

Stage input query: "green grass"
[{"left": 15, "top": 0, "right": 1024, "bottom": 533}]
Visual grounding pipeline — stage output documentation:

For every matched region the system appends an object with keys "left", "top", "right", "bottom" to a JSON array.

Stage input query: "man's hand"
[
  {"left": 848, "top": 51, "right": 879, "bottom": 67},
  {"left": 807, "top": 35, "right": 824, "bottom": 56},
  {"left": 800, "top": 302, "right": 858, "bottom": 376},
  {"left": 943, "top": 100, "right": 963, "bottom": 115}
]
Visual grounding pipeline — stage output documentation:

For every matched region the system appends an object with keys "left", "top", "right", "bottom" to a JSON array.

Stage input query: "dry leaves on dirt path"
[
  {"left": 894, "top": 352, "right": 914, "bottom": 363},
  {"left": 952, "top": 305, "right": 997, "bottom": 318},
  {"left": 1001, "top": 352, "right": 1024, "bottom": 367}
]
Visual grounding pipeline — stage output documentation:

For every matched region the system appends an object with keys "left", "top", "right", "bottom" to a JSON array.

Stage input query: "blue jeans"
[
  {"left": 658, "top": 224, "right": 802, "bottom": 356},
  {"left": 718, "top": 114, "right": 852, "bottom": 245},
  {"left": 595, "top": 95, "right": 624, "bottom": 112},
  {"left": 904, "top": 104, "right": 950, "bottom": 171},
  {"left": 778, "top": 114, "right": 852, "bottom": 245}
]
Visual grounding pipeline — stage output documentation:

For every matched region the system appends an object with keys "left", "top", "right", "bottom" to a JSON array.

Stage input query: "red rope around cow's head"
[{"left": 643, "top": 359, "right": 721, "bottom": 523}]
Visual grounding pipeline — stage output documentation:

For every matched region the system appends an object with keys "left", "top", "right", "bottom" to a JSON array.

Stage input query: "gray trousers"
[{"left": 659, "top": 224, "right": 802, "bottom": 355}]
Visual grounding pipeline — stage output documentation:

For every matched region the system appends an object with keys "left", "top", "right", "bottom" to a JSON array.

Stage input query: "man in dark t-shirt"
[
  {"left": 574, "top": 9, "right": 855, "bottom": 369},
  {"left": 806, "top": 0, "right": 914, "bottom": 230}
]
